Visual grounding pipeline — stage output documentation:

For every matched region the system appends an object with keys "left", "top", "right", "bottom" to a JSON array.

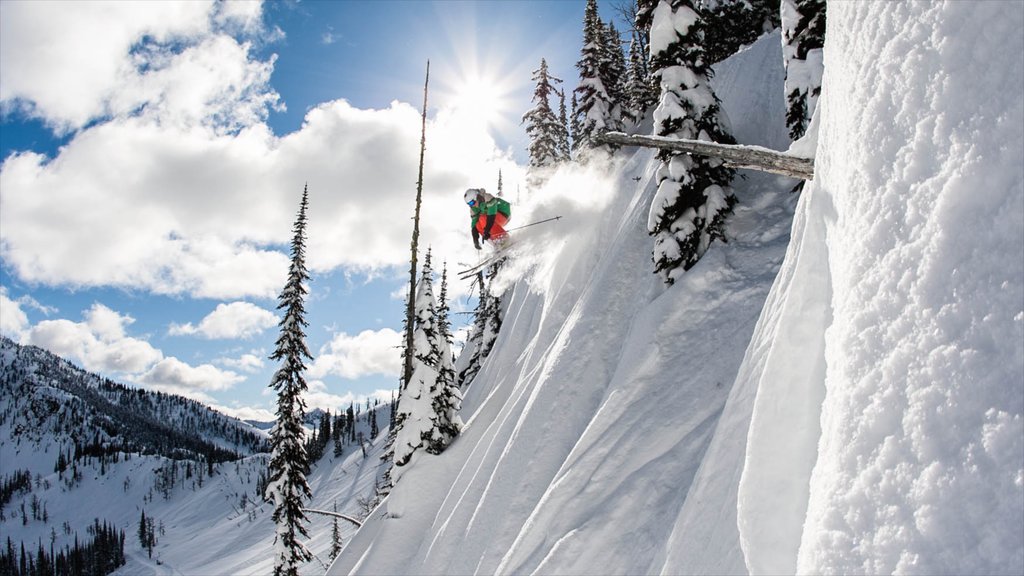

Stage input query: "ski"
[
  {"left": 456, "top": 216, "right": 561, "bottom": 280},
  {"left": 457, "top": 246, "right": 512, "bottom": 279}
]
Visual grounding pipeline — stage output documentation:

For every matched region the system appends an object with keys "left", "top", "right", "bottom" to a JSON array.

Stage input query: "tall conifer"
[
  {"left": 523, "top": 58, "right": 565, "bottom": 172},
  {"left": 266, "top": 185, "right": 313, "bottom": 576}
]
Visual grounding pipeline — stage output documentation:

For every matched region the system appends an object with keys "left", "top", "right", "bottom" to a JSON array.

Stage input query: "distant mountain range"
[{"left": 0, "top": 336, "right": 268, "bottom": 468}]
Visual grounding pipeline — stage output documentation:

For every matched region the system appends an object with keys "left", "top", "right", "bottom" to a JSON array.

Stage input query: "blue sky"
[{"left": 0, "top": 0, "right": 620, "bottom": 421}]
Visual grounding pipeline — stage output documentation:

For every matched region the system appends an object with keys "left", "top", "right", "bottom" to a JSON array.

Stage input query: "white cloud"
[
  {"left": 136, "top": 356, "right": 244, "bottom": 393},
  {"left": 212, "top": 403, "right": 275, "bottom": 423},
  {"left": 0, "top": 288, "right": 29, "bottom": 338},
  {"left": 219, "top": 352, "right": 266, "bottom": 373},
  {"left": 0, "top": 103, "right": 523, "bottom": 299},
  {"left": 0, "top": 0, "right": 279, "bottom": 133},
  {"left": 308, "top": 328, "right": 402, "bottom": 380},
  {"left": 170, "top": 301, "right": 277, "bottom": 339},
  {"left": 27, "top": 304, "right": 163, "bottom": 374}
]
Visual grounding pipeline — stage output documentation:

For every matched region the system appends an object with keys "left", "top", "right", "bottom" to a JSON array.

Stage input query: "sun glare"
[{"left": 451, "top": 75, "right": 508, "bottom": 127}]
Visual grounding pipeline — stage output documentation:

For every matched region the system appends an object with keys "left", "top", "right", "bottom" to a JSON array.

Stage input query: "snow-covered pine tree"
[
  {"left": 626, "top": 32, "right": 657, "bottom": 122},
  {"left": 603, "top": 21, "right": 630, "bottom": 124},
  {"left": 574, "top": 0, "right": 624, "bottom": 152},
  {"left": 429, "top": 263, "right": 463, "bottom": 453},
  {"left": 557, "top": 89, "right": 572, "bottom": 159},
  {"left": 456, "top": 271, "right": 488, "bottom": 388},
  {"left": 392, "top": 250, "right": 449, "bottom": 472},
  {"left": 781, "top": 0, "right": 824, "bottom": 140},
  {"left": 479, "top": 263, "right": 504, "bottom": 356},
  {"left": 266, "top": 185, "right": 314, "bottom": 576},
  {"left": 647, "top": 0, "right": 737, "bottom": 282},
  {"left": 523, "top": 58, "right": 566, "bottom": 176},
  {"left": 329, "top": 504, "right": 343, "bottom": 561}
]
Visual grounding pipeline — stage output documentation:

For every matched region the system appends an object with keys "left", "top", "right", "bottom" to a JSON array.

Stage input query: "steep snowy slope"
[
  {"left": 330, "top": 32, "right": 796, "bottom": 575},
  {"left": 738, "top": 3, "right": 1023, "bottom": 575}
]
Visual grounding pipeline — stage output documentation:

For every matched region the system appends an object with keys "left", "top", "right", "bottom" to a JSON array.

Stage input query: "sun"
[
  {"left": 451, "top": 76, "right": 505, "bottom": 126},
  {"left": 442, "top": 67, "right": 521, "bottom": 135}
]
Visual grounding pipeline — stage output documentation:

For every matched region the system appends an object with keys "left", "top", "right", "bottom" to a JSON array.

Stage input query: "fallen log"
[{"left": 595, "top": 131, "right": 815, "bottom": 180}]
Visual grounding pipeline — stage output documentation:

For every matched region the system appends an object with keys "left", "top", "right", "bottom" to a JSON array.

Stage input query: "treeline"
[
  {"left": 0, "top": 519, "right": 125, "bottom": 576},
  {"left": 305, "top": 399, "right": 394, "bottom": 462}
]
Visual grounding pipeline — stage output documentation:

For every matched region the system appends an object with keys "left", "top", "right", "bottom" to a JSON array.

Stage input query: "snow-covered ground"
[{"left": 330, "top": 3, "right": 1023, "bottom": 574}]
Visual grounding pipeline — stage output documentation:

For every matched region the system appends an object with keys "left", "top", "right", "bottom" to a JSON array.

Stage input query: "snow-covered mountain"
[
  {"left": 0, "top": 336, "right": 268, "bottom": 465},
  {"left": 330, "top": 3, "right": 1022, "bottom": 575},
  {"left": 0, "top": 336, "right": 391, "bottom": 575}
]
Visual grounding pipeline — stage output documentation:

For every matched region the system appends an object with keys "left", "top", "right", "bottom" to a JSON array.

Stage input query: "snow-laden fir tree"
[
  {"left": 430, "top": 263, "right": 463, "bottom": 453},
  {"left": 626, "top": 32, "right": 657, "bottom": 122},
  {"left": 456, "top": 263, "right": 503, "bottom": 388},
  {"left": 557, "top": 89, "right": 572, "bottom": 159},
  {"left": 781, "top": 0, "right": 824, "bottom": 140},
  {"left": 457, "top": 271, "right": 488, "bottom": 388},
  {"left": 647, "top": 0, "right": 737, "bottom": 282},
  {"left": 574, "top": 0, "right": 624, "bottom": 152},
  {"left": 523, "top": 58, "right": 566, "bottom": 178},
  {"left": 392, "top": 251, "right": 463, "bottom": 474},
  {"left": 602, "top": 21, "right": 630, "bottom": 124},
  {"left": 266, "top": 185, "right": 313, "bottom": 576}
]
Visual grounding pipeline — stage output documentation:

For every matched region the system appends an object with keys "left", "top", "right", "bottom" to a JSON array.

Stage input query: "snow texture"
[{"left": 740, "top": 2, "right": 1024, "bottom": 574}]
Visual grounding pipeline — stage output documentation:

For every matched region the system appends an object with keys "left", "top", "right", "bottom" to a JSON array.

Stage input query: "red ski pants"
[{"left": 475, "top": 213, "right": 509, "bottom": 240}]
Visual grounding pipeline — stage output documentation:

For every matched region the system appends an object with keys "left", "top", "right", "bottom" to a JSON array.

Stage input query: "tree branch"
[
  {"left": 302, "top": 508, "right": 363, "bottom": 527},
  {"left": 595, "top": 132, "right": 815, "bottom": 180}
]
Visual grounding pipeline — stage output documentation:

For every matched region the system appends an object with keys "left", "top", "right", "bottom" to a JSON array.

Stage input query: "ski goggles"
[{"left": 467, "top": 200, "right": 476, "bottom": 206}]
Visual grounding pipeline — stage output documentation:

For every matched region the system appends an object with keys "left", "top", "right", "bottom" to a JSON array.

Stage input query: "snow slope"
[
  {"left": 330, "top": 31, "right": 798, "bottom": 575},
  {"left": 331, "top": 3, "right": 1024, "bottom": 572},
  {"left": 739, "top": 3, "right": 1024, "bottom": 574}
]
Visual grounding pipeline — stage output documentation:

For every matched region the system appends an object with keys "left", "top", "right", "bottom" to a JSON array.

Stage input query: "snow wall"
[
  {"left": 738, "top": 2, "right": 1023, "bottom": 575},
  {"left": 331, "top": 2, "right": 1024, "bottom": 573}
]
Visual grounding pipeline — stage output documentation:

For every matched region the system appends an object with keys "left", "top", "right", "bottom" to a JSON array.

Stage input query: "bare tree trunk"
[
  {"left": 595, "top": 131, "right": 815, "bottom": 180},
  {"left": 403, "top": 61, "right": 430, "bottom": 390}
]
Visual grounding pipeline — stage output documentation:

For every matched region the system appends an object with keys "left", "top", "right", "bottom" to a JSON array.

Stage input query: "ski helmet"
[{"left": 464, "top": 189, "right": 481, "bottom": 205}]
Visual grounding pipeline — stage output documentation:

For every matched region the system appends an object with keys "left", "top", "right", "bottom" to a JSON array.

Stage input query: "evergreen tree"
[
  {"left": 457, "top": 272, "right": 489, "bottom": 388},
  {"left": 557, "top": 89, "right": 572, "bottom": 159},
  {"left": 266, "top": 185, "right": 314, "bottom": 576},
  {"left": 603, "top": 21, "right": 629, "bottom": 122},
  {"left": 522, "top": 58, "right": 565, "bottom": 174},
  {"left": 781, "top": 0, "right": 825, "bottom": 140},
  {"left": 574, "top": 0, "right": 624, "bottom": 151},
  {"left": 393, "top": 252, "right": 439, "bottom": 470},
  {"left": 625, "top": 33, "right": 656, "bottom": 122},
  {"left": 329, "top": 503, "right": 343, "bottom": 561},
  {"left": 429, "top": 264, "right": 463, "bottom": 454},
  {"left": 647, "top": 0, "right": 737, "bottom": 282}
]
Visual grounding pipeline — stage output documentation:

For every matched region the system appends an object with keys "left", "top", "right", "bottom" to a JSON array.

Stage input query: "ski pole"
[{"left": 504, "top": 216, "right": 561, "bottom": 233}]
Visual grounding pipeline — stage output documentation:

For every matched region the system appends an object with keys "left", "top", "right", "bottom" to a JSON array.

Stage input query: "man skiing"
[{"left": 464, "top": 188, "right": 511, "bottom": 250}]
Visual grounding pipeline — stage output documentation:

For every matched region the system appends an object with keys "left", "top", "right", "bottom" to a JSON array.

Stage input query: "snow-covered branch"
[
  {"left": 595, "top": 132, "right": 815, "bottom": 180},
  {"left": 302, "top": 508, "right": 364, "bottom": 527}
]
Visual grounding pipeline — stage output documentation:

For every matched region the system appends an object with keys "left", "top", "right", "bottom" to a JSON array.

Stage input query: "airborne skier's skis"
[
  {"left": 457, "top": 244, "right": 512, "bottom": 279},
  {"left": 456, "top": 216, "right": 562, "bottom": 279}
]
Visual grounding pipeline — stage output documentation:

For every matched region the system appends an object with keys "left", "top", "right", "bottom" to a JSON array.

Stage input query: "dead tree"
[{"left": 595, "top": 131, "right": 815, "bottom": 180}]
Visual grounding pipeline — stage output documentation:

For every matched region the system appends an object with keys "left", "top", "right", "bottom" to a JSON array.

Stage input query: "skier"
[{"left": 464, "top": 188, "right": 511, "bottom": 250}]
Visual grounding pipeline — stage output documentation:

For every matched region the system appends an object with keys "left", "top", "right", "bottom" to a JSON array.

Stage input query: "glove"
[
  {"left": 482, "top": 231, "right": 490, "bottom": 241},
  {"left": 473, "top": 238, "right": 481, "bottom": 250}
]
